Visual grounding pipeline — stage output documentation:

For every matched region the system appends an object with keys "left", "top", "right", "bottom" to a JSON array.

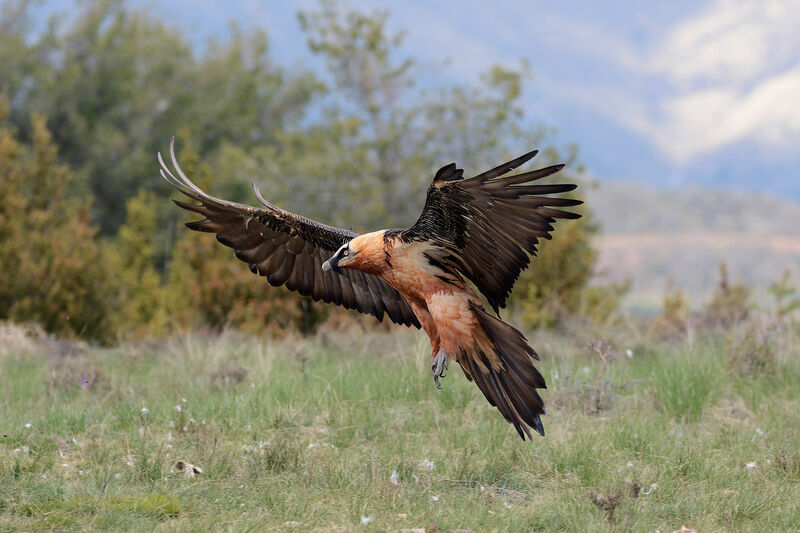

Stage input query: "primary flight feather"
[{"left": 159, "top": 139, "right": 582, "bottom": 440}]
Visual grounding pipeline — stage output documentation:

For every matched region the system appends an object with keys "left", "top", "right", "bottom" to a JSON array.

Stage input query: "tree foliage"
[{"left": 0, "top": 105, "right": 112, "bottom": 340}]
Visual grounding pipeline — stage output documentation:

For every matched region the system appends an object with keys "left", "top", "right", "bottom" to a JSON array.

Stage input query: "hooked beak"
[{"left": 322, "top": 258, "right": 341, "bottom": 274}]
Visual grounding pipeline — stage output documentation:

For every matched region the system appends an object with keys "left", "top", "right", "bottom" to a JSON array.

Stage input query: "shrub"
[
  {"left": 768, "top": 269, "right": 800, "bottom": 320},
  {"left": 108, "top": 189, "right": 170, "bottom": 338},
  {"left": 653, "top": 277, "right": 690, "bottom": 339},
  {"left": 0, "top": 107, "right": 113, "bottom": 341},
  {"left": 725, "top": 326, "right": 776, "bottom": 377},
  {"left": 703, "top": 262, "right": 752, "bottom": 327}
]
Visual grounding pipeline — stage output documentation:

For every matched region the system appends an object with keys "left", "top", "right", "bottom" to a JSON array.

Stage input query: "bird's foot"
[{"left": 431, "top": 349, "right": 449, "bottom": 389}]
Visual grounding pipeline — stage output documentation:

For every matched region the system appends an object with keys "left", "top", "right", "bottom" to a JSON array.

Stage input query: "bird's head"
[
  {"left": 322, "top": 232, "right": 386, "bottom": 276},
  {"left": 322, "top": 241, "right": 359, "bottom": 274}
]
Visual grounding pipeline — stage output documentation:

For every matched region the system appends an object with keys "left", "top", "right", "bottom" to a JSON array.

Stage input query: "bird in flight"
[{"left": 159, "top": 139, "right": 581, "bottom": 439}]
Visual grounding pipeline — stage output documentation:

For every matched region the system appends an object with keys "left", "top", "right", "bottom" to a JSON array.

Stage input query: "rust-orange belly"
[{"left": 378, "top": 238, "right": 483, "bottom": 356}]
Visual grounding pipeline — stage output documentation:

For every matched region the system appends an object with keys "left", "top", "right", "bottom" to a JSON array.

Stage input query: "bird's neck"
[{"left": 348, "top": 230, "right": 392, "bottom": 276}]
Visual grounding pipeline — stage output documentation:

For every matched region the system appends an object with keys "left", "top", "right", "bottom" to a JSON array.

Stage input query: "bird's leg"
[{"left": 431, "top": 349, "right": 449, "bottom": 389}]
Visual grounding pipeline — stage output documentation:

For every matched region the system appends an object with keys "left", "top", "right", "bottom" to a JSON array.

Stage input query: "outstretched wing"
[
  {"left": 402, "top": 150, "right": 582, "bottom": 313},
  {"left": 159, "top": 139, "right": 420, "bottom": 329}
]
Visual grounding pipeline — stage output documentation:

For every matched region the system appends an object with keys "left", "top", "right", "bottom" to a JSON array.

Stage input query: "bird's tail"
[{"left": 459, "top": 302, "right": 547, "bottom": 440}]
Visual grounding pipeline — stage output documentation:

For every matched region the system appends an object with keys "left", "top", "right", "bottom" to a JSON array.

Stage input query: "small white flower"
[
  {"left": 22, "top": 446, "right": 29, "bottom": 453},
  {"left": 24, "top": 423, "right": 32, "bottom": 429},
  {"left": 421, "top": 459, "right": 435, "bottom": 471},
  {"left": 166, "top": 444, "right": 172, "bottom": 449},
  {"left": 182, "top": 426, "right": 187, "bottom": 432},
  {"left": 431, "top": 494, "right": 440, "bottom": 502},
  {"left": 189, "top": 418, "right": 196, "bottom": 424},
  {"left": 41, "top": 474, "right": 47, "bottom": 479},
  {"left": 360, "top": 515, "right": 372, "bottom": 524},
  {"left": 114, "top": 473, "right": 121, "bottom": 479},
  {"left": 390, "top": 469, "right": 400, "bottom": 485},
  {"left": 174, "top": 405, "right": 182, "bottom": 412},
  {"left": 626, "top": 349, "right": 633, "bottom": 359},
  {"left": 503, "top": 500, "right": 512, "bottom": 509},
  {"left": 746, "top": 461, "right": 757, "bottom": 469},
  {"left": 71, "top": 438, "right": 78, "bottom": 444},
  {"left": 181, "top": 398, "right": 187, "bottom": 404},
  {"left": 641, "top": 482, "right": 658, "bottom": 495},
  {"left": 756, "top": 428, "right": 764, "bottom": 436},
  {"left": 167, "top": 432, "right": 173, "bottom": 441},
  {"left": 141, "top": 407, "right": 149, "bottom": 415},
  {"left": 13, "top": 448, "right": 21, "bottom": 455},
  {"left": 626, "top": 461, "right": 633, "bottom": 468}
]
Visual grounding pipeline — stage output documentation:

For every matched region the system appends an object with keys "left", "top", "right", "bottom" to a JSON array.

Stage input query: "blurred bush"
[
  {"left": 652, "top": 277, "right": 690, "bottom": 340},
  {"left": 768, "top": 269, "right": 800, "bottom": 320},
  {"left": 725, "top": 326, "right": 776, "bottom": 377},
  {"left": 703, "top": 262, "right": 752, "bottom": 327},
  {"left": 0, "top": 106, "right": 113, "bottom": 341}
]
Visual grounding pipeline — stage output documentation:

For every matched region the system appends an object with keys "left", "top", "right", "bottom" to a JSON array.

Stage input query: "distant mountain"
[{"left": 589, "top": 181, "right": 800, "bottom": 310}]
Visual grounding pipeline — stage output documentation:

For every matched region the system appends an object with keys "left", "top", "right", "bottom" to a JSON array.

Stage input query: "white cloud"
[
  {"left": 653, "top": 0, "right": 800, "bottom": 87},
  {"left": 653, "top": 66, "right": 800, "bottom": 161},
  {"left": 553, "top": 0, "right": 800, "bottom": 163}
]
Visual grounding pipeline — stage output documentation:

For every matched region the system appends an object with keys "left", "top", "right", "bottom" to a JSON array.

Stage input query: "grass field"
[{"left": 1, "top": 321, "right": 799, "bottom": 532}]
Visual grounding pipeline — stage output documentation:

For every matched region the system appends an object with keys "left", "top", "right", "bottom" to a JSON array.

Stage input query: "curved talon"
[{"left": 431, "top": 349, "right": 449, "bottom": 389}]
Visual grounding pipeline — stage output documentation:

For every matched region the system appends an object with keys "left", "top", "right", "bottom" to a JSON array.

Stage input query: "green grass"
[{"left": 1, "top": 323, "right": 799, "bottom": 532}]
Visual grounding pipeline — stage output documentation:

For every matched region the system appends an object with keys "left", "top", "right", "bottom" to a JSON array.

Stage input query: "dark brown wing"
[
  {"left": 402, "top": 150, "right": 582, "bottom": 313},
  {"left": 159, "top": 139, "right": 419, "bottom": 329}
]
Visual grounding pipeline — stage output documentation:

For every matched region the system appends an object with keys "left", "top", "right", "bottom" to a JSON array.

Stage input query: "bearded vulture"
[{"left": 159, "top": 138, "right": 582, "bottom": 439}]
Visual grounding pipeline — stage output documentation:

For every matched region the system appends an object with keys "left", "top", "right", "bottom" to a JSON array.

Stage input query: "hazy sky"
[{"left": 42, "top": 0, "right": 800, "bottom": 198}]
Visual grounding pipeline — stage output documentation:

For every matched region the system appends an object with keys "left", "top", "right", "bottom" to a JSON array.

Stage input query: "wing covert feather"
[{"left": 402, "top": 151, "right": 582, "bottom": 313}]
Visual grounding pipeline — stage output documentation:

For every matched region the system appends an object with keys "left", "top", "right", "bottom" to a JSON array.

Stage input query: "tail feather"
[{"left": 460, "top": 302, "right": 547, "bottom": 440}]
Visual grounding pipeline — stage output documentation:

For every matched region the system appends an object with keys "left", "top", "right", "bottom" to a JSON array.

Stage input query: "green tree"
[
  {"left": 109, "top": 189, "right": 169, "bottom": 338},
  {"left": 0, "top": 105, "right": 112, "bottom": 340},
  {"left": 2, "top": 0, "right": 321, "bottom": 233}
]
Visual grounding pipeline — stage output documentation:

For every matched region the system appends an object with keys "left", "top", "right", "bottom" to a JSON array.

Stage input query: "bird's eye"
[{"left": 342, "top": 249, "right": 349, "bottom": 257}]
